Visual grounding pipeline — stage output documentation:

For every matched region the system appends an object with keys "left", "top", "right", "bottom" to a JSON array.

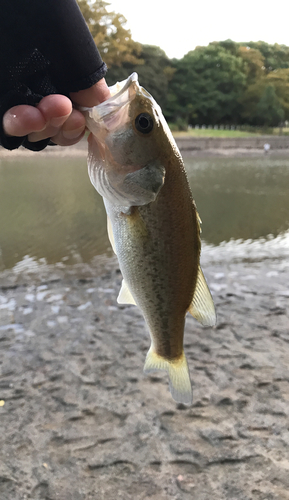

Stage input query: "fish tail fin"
[{"left": 143, "top": 347, "right": 192, "bottom": 405}]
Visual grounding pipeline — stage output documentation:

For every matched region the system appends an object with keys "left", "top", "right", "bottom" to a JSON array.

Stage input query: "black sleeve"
[{"left": 0, "top": 0, "right": 107, "bottom": 151}]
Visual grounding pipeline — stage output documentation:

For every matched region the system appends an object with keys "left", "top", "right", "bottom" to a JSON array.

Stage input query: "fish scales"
[
  {"left": 108, "top": 164, "right": 200, "bottom": 361},
  {"left": 84, "top": 72, "right": 216, "bottom": 405}
]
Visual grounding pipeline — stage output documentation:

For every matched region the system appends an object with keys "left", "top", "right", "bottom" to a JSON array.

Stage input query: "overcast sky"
[{"left": 108, "top": 0, "right": 289, "bottom": 59}]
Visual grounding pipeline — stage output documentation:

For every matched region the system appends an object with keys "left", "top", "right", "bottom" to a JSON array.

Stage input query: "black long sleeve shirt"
[{"left": 0, "top": 0, "right": 107, "bottom": 150}]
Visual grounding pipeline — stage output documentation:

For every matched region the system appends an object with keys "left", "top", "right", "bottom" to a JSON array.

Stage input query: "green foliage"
[
  {"left": 256, "top": 85, "right": 285, "bottom": 125},
  {"left": 243, "top": 41, "right": 289, "bottom": 72},
  {"left": 166, "top": 44, "right": 246, "bottom": 126},
  {"left": 267, "top": 68, "right": 289, "bottom": 120},
  {"left": 166, "top": 40, "right": 289, "bottom": 129},
  {"left": 75, "top": 2, "right": 289, "bottom": 128},
  {"left": 239, "top": 69, "right": 289, "bottom": 126},
  {"left": 237, "top": 46, "right": 265, "bottom": 82},
  {"left": 218, "top": 40, "right": 289, "bottom": 72},
  {"left": 106, "top": 45, "right": 174, "bottom": 110}
]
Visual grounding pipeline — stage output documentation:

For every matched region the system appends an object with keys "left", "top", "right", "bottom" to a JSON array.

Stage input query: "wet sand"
[{"left": 1, "top": 255, "right": 289, "bottom": 500}]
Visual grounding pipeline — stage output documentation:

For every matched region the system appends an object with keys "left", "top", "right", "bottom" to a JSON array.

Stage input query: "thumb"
[{"left": 70, "top": 78, "right": 111, "bottom": 107}]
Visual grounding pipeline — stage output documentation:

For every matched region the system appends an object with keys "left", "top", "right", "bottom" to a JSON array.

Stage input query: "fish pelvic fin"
[
  {"left": 117, "top": 279, "right": 136, "bottom": 305},
  {"left": 189, "top": 265, "right": 217, "bottom": 327},
  {"left": 143, "top": 347, "right": 192, "bottom": 405}
]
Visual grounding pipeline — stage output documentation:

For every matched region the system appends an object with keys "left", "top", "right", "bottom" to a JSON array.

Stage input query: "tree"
[
  {"left": 266, "top": 68, "right": 289, "bottom": 120},
  {"left": 244, "top": 42, "right": 289, "bottom": 72},
  {"left": 166, "top": 40, "right": 289, "bottom": 127},
  {"left": 76, "top": 0, "right": 142, "bottom": 67},
  {"left": 106, "top": 45, "right": 174, "bottom": 110},
  {"left": 237, "top": 46, "right": 265, "bottom": 83},
  {"left": 166, "top": 44, "right": 246, "bottom": 126},
  {"left": 240, "top": 79, "right": 285, "bottom": 126},
  {"left": 256, "top": 85, "right": 284, "bottom": 125}
]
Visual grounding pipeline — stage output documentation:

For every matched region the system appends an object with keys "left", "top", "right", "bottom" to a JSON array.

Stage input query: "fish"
[{"left": 83, "top": 73, "right": 216, "bottom": 405}]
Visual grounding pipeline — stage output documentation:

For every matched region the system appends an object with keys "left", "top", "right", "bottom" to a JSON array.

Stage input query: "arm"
[{"left": 0, "top": 0, "right": 109, "bottom": 150}]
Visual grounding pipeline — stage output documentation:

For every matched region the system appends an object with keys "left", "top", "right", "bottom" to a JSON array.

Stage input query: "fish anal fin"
[
  {"left": 189, "top": 266, "right": 216, "bottom": 327},
  {"left": 144, "top": 347, "right": 192, "bottom": 405},
  {"left": 107, "top": 216, "right": 116, "bottom": 254},
  {"left": 117, "top": 279, "right": 136, "bottom": 305}
]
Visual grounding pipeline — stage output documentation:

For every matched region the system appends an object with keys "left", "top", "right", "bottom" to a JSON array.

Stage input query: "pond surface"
[{"left": 0, "top": 153, "right": 289, "bottom": 271}]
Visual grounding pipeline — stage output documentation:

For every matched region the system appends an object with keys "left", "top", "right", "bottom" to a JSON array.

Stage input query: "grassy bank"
[{"left": 173, "top": 127, "right": 289, "bottom": 138}]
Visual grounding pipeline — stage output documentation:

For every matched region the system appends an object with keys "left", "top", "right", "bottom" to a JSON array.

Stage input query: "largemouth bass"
[{"left": 84, "top": 73, "right": 216, "bottom": 405}]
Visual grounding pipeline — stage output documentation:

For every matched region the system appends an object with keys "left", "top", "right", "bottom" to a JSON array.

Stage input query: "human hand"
[{"left": 2, "top": 78, "right": 110, "bottom": 146}]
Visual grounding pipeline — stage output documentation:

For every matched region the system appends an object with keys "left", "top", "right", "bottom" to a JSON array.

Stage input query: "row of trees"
[
  {"left": 77, "top": 1, "right": 289, "bottom": 128},
  {"left": 166, "top": 41, "right": 289, "bottom": 128}
]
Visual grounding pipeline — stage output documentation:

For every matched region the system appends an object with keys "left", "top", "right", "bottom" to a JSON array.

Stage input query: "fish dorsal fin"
[
  {"left": 117, "top": 279, "right": 136, "bottom": 305},
  {"left": 107, "top": 216, "right": 116, "bottom": 254},
  {"left": 189, "top": 266, "right": 216, "bottom": 327}
]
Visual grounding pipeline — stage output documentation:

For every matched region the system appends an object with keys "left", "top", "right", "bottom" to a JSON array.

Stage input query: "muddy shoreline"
[
  {"left": 1, "top": 142, "right": 289, "bottom": 498},
  {"left": 1, "top": 254, "right": 289, "bottom": 500}
]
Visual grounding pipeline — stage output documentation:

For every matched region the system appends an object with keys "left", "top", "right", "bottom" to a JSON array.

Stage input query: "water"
[
  {"left": 185, "top": 155, "right": 289, "bottom": 264},
  {"left": 0, "top": 156, "right": 108, "bottom": 271},
  {"left": 0, "top": 154, "right": 289, "bottom": 271}
]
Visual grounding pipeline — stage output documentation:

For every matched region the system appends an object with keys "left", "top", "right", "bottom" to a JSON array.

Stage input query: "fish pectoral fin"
[
  {"left": 143, "top": 347, "right": 192, "bottom": 405},
  {"left": 107, "top": 216, "right": 116, "bottom": 254},
  {"left": 189, "top": 265, "right": 216, "bottom": 327},
  {"left": 117, "top": 279, "right": 136, "bottom": 305}
]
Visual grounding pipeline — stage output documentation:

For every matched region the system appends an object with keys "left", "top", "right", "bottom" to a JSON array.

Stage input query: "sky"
[{"left": 108, "top": 0, "right": 289, "bottom": 59}]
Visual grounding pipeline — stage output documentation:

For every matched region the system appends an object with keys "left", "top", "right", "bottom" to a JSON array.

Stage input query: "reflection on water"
[
  {"left": 0, "top": 154, "right": 289, "bottom": 270},
  {"left": 0, "top": 157, "right": 108, "bottom": 270},
  {"left": 186, "top": 156, "right": 289, "bottom": 244},
  {"left": 185, "top": 155, "right": 289, "bottom": 263}
]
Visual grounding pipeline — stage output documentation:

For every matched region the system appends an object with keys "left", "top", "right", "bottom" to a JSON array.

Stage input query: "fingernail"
[
  {"left": 50, "top": 114, "right": 71, "bottom": 127},
  {"left": 62, "top": 127, "right": 85, "bottom": 140}
]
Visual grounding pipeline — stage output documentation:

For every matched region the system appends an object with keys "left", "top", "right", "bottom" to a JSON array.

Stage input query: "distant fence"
[{"left": 175, "top": 136, "right": 289, "bottom": 151}]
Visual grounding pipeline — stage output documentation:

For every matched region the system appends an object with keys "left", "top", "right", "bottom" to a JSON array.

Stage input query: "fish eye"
[{"left": 135, "top": 113, "right": 154, "bottom": 134}]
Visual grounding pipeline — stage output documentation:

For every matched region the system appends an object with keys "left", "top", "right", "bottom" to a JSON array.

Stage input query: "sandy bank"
[{"left": 0, "top": 255, "right": 289, "bottom": 499}]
